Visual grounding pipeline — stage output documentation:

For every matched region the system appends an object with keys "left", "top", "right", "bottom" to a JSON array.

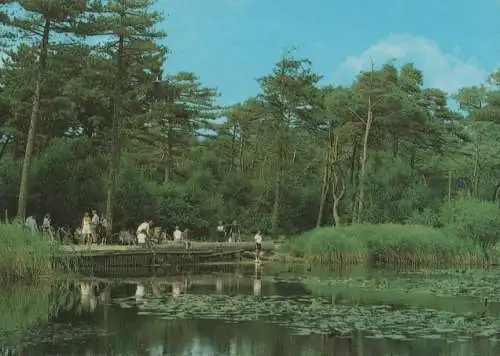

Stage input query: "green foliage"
[
  {"left": 404, "top": 208, "right": 440, "bottom": 227},
  {"left": 30, "top": 137, "right": 106, "bottom": 226},
  {"left": 113, "top": 161, "right": 193, "bottom": 230},
  {"left": 0, "top": 281, "right": 52, "bottom": 334},
  {"left": 439, "top": 198, "right": 500, "bottom": 247},
  {"left": 2, "top": 1, "right": 500, "bottom": 239},
  {"left": 284, "top": 224, "right": 486, "bottom": 265},
  {"left": 0, "top": 223, "right": 55, "bottom": 280}
]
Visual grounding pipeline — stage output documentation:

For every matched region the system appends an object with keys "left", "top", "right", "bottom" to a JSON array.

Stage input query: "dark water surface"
[{"left": 1, "top": 264, "right": 500, "bottom": 355}]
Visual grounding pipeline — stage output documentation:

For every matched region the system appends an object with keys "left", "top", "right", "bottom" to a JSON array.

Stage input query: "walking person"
[{"left": 254, "top": 229, "right": 263, "bottom": 263}]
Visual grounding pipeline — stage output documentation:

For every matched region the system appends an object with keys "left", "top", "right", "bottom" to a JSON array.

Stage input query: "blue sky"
[{"left": 159, "top": 0, "right": 499, "bottom": 106}]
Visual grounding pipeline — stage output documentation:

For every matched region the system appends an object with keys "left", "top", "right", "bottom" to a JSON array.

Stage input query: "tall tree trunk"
[
  {"left": 271, "top": 143, "right": 284, "bottom": 238},
  {"left": 17, "top": 19, "right": 50, "bottom": 220},
  {"left": 447, "top": 170, "right": 452, "bottom": 203},
  {"left": 105, "top": 33, "right": 125, "bottom": 231},
  {"left": 349, "top": 141, "right": 358, "bottom": 185},
  {"left": 164, "top": 117, "right": 173, "bottom": 183},
  {"left": 0, "top": 135, "right": 11, "bottom": 161},
  {"left": 492, "top": 181, "right": 500, "bottom": 202},
  {"left": 330, "top": 133, "right": 345, "bottom": 227},
  {"left": 237, "top": 135, "right": 245, "bottom": 176},
  {"left": 392, "top": 134, "right": 398, "bottom": 157},
  {"left": 317, "top": 126, "right": 335, "bottom": 227},
  {"left": 227, "top": 124, "right": 237, "bottom": 174},
  {"left": 271, "top": 169, "right": 281, "bottom": 238},
  {"left": 316, "top": 155, "right": 330, "bottom": 227},
  {"left": 472, "top": 136, "right": 480, "bottom": 198},
  {"left": 332, "top": 170, "right": 345, "bottom": 227},
  {"left": 355, "top": 97, "right": 373, "bottom": 224}
]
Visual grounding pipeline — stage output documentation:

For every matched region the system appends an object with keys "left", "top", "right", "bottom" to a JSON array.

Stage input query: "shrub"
[
  {"left": 283, "top": 224, "right": 486, "bottom": 266},
  {"left": 0, "top": 222, "right": 56, "bottom": 280},
  {"left": 439, "top": 198, "right": 500, "bottom": 247}
]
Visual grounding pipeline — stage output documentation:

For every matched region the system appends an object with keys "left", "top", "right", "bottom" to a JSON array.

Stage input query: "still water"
[{"left": 1, "top": 264, "right": 500, "bottom": 355}]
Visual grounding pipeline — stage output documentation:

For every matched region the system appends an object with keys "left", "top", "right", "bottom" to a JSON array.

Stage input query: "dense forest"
[{"left": 0, "top": 1, "right": 499, "bottom": 238}]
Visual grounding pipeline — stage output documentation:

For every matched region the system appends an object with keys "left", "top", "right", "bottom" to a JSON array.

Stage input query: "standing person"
[
  {"left": 136, "top": 220, "right": 153, "bottom": 245},
  {"left": 81, "top": 212, "right": 92, "bottom": 245},
  {"left": 173, "top": 226, "right": 182, "bottom": 242},
  {"left": 100, "top": 215, "right": 109, "bottom": 244},
  {"left": 91, "top": 209, "right": 100, "bottom": 244},
  {"left": 216, "top": 221, "right": 225, "bottom": 242},
  {"left": 254, "top": 230, "right": 263, "bottom": 263},
  {"left": 42, "top": 213, "right": 53, "bottom": 240},
  {"left": 227, "top": 220, "right": 240, "bottom": 243},
  {"left": 25, "top": 215, "right": 38, "bottom": 234}
]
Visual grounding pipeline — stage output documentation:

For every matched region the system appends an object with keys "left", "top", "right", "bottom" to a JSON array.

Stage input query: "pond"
[{"left": 1, "top": 264, "right": 500, "bottom": 355}]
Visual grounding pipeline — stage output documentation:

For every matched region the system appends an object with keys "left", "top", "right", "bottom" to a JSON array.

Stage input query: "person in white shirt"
[
  {"left": 254, "top": 230, "right": 263, "bottom": 262},
  {"left": 25, "top": 216, "right": 38, "bottom": 234},
  {"left": 173, "top": 226, "right": 182, "bottom": 242},
  {"left": 42, "top": 214, "right": 51, "bottom": 233},
  {"left": 136, "top": 220, "right": 153, "bottom": 244},
  {"left": 216, "top": 221, "right": 225, "bottom": 242}
]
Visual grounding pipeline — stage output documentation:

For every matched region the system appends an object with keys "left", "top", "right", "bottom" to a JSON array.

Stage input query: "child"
[{"left": 81, "top": 212, "right": 92, "bottom": 245}]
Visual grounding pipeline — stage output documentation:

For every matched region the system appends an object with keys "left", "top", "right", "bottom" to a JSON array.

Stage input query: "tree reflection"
[{"left": 2, "top": 270, "right": 500, "bottom": 356}]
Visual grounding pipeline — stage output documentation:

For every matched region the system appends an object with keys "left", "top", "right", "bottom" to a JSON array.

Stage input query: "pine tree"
[
  {"left": 82, "top": 0, "right": 166, "bottom": 230},
  {"left": 1, "top": 0, "right": 86, "bottom": 220}
]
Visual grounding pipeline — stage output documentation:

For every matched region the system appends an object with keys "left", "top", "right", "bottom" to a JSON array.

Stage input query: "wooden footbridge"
[{"left": 57, "top": 241, "right": 275, "bottom": 271}]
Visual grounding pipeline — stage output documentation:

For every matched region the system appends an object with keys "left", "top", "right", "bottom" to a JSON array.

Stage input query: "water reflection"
[
  {"left": 0, "top": 265, "right": 499, "bottom": 355},
  {"left": 79, "top": 282, "right": 98, "bottom": 313}
]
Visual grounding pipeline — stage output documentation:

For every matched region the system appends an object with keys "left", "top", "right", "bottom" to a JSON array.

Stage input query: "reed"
[
  {"left": 281, "top": 224, "right": 491, "bottom": 266},
  {"left": 0, "top": 222, "right": 56, "bottom": 280}
]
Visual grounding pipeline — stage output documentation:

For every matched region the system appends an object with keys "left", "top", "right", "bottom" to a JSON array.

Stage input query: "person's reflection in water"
[
  {"left": 172, "top": 281, "right": 181, "bottom": 298},
  {"left": 135, "top": 283, "right": 146, "bottom": 302},
  {"left": 216, "top": 278, "right": 223, "bottom": 293},
  {"left": 151, "top": 280, "right": 163, "bottom": 296},
  {"left": 253, "top": 266, "right": 262, "bottom": 296},
  {"left": 99, "top": 284, "right": 111, "bottom": 305},
  {"left": 253, "top": 278, "right": 262, "bottom": 296},
  {"left": 79, "top": 281, "right": 97, "bottom": 312}
]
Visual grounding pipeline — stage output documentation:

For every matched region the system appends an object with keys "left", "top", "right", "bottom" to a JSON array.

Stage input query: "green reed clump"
[
  {"left": 283, "top": 224, "right": 487, "bottom": 266},
  {"left": 0, "top": 223, "right": 56, "bottom": 280},
  {"left": 0, "top": 281, "right": 52, "bottom": 334}
]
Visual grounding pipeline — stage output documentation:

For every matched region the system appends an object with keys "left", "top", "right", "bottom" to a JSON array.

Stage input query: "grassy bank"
[
  {"left": 280, "top": 224, "right": 493, "bottom": 266},
  {"left": 0, "top": 223, "right": 56, "bottom": 280}
]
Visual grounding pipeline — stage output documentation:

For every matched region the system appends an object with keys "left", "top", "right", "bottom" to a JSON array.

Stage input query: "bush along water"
[
  {"left": 281, "top": 224, "right": 487, "bottom": 266},
  {"left": 281, "top": 198, "right": 500, "bottom": 266},
  {"left": 0, "top": 222, "right": 57, "bottom": 280}
]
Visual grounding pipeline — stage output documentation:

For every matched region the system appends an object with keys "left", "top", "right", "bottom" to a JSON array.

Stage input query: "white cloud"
[{"left": 338, "top": 33, "right": 488, "bottom": 94}]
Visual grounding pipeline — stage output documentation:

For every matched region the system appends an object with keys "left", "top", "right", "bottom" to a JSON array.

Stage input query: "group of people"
[
  {"left": 136, "top": 219, "right": 263, "bottom": 261},
  {"left": 216, "top": 220, "right": 263, "bottom": 262},
  {"left": 135, "top": 220, "right": 189, "bottom": 245},
  {"left": 81, "top": 209, "right": 108, "bottom": 244},
  {"left": 216, "top": 220, "right": 242, "bottom": 242},
  {"left": 24, "top": 211, "right": 263, "bottom": 261},
  {"left": 24, "top": 213, "right": 53, "bottom": 236}
]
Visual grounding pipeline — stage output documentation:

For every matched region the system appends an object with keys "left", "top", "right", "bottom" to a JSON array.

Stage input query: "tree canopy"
[{"left": 1, "top": 1, "right": 499, "bottom": 238}]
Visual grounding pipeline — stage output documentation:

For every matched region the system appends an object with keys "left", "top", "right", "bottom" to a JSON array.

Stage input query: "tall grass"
[
  {"left": 281, "top": 224, "right": 488, "bottom": 266},
  {"left": 0, "top": 222, "right": 56, "bottom": 280}
]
